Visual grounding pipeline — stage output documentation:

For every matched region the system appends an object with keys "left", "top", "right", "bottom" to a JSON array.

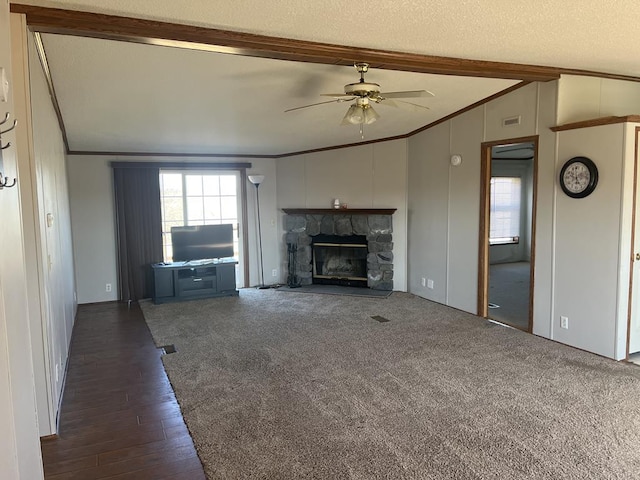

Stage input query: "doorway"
[
  {"left": 478, "top": 137, "right": 538, "bottom": 332},
  {"left": 627, "top": 127, "right": 640, "bottom": 363}
]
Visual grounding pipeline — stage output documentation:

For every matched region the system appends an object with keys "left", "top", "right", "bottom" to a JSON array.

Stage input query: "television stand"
[{"left": 151, "top": 259, "right": 239, "bottom": 304}]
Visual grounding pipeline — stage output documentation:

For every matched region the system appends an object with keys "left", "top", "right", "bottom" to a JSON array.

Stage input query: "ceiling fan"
[{"left": 285, "top": 63, "right": 434, "bottom": 134}]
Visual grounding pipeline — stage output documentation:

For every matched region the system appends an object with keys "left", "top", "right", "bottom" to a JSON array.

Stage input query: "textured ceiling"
[
  {"left": 21, "top": 0, "right": 640, "bottom": 77},
  {"left": 20, "top": 0, "right": 640, "bottom": 155}
]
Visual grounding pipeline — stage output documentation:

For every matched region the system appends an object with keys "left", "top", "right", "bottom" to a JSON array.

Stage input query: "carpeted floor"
[
  {"left": 277, "top": 284, "right": 392, "bottom": 297},
  {"left": 140, "top": 289, "right": 640, "bottom": 479}
]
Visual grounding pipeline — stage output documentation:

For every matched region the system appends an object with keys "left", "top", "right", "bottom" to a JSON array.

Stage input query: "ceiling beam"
[{"left": 8, "top": 4, "right": 568, "bottom": 82}]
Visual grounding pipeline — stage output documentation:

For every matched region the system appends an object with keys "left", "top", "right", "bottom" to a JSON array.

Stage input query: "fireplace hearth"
[{"left": 283, "top": 208, "right": 395, "bottom": 291}]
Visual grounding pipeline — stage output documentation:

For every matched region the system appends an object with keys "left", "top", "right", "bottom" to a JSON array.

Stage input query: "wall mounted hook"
[
  {"left": 0, "top": 112, "right": 9, "bottom": 125},
  {"left": 0, "top": 175, "right": 17, "bottom": 189},
  {"left": 1, "top": 141, "right": 10, "bottom": 150},
  {"left": 0, "top": 119, "right": 17, "bottom": 135}
]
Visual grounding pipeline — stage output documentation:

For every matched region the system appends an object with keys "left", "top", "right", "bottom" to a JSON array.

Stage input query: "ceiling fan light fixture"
[
  {"left": 362, "top": 104, "right": 379, "bottom": 125},
  {"left": 343, "top": 103, "right": 379, "bottom": 126},
  {"left": 344, "top": 104, "right": 364, "bottom": 125}
]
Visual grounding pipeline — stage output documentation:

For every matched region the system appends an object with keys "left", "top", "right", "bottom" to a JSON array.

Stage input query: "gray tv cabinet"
[{"left": 151, "top": 259, "right": 238, "bottom": 304}]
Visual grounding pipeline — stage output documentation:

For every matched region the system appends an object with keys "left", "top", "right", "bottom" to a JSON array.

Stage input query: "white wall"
[
  {"left": 28, "top": 27, "right": 77, "bottom": 433},
  {"left": 0, "top": 4, "right": 44, "bottom": 479},
  {"left": 67, "top": 156, "right": 118, "bottom": 303},
  {"left": 408, "top": 122, "right": 451, "bottom": 302},
  {"left": 11, "top": 17, "right": 78, "bottom": 435},
  {"left": 246, "top": 161, "right": 279, "bottom": 286},
  {"left": 67, "top": 156, "right": 278, "bottom": 301},
  {"left": 407, "top": 82, "right": 557, "bottom": 338},
  {"left": 557, "top": 75, "right": 640, "bottom": 125},
  {"left": 554, "top": 123, "right": 631, "bottom": 359},
  {"left": 446, "top": 106, "right": 485, "bottom": 312},
  {"left": 276, "top": 140, "right": 408, "bottom": 291}
]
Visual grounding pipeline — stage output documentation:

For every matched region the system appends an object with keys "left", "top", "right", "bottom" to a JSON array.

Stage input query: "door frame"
[
  {"left": 478, "top": 135, "right": 539, "bottom": 332},
  {"left": 625, "top": 126, "right": 640, "bottom": 359}
]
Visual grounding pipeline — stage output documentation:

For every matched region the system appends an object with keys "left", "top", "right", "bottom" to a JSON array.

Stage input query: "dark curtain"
[{"left": 113, "top": 167, "right": 163, "bottom": 302}]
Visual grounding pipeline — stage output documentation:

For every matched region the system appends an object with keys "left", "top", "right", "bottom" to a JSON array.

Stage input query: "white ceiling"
[
  {"left": 41, "top": 34, "right": 517, "bottom": 155},
  {"left": 19, "top": 0, "right": 640, "bottom": 155}
]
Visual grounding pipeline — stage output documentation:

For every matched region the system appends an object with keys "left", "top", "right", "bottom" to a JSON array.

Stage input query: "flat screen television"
[{"left": 171, "top": 224, "right": 234, "bottom": 262}]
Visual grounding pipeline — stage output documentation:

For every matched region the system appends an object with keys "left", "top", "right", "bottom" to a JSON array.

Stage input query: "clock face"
[
  {"left": 562, "top": 162, "right": 591, "bottom": 193},
  {"left": 559, "top": 156, "right": 598, "bottom": 198}
]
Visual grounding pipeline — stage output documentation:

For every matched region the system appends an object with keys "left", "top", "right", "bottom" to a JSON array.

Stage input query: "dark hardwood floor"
[{"left": 41, "top": 302, "right": 206, "bottom": 479}]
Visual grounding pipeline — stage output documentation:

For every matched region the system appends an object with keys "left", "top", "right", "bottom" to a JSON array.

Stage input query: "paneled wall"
[
  {"left": 276, "top": 140, "right": 408, "bottom": 291},
  {"left": 407, "top": 82, "right": 557, "bottom": 325},
  {"left": 557, "top": 75, "right": 640, "bottom": 125},
  {"left": 554, "top": 123, "right": 635, "bottom": 358},
  {"left": 11, "top": 15, "right": 78, "bottom": 436},
  {"left": 0, "top": 5, "right": 44, "bottom": 479}
]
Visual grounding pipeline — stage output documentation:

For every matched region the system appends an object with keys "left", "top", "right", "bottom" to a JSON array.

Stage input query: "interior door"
[{"left": 629, "top": 128, "right": 640, "bottom": 354}]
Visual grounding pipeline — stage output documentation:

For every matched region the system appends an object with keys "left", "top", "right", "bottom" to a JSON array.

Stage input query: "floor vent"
[
  {"left": 159, "top": 344, "right": 177, "bottom": 355},
  {"left": 371, "top": 315, "right": 390, "bottom": 323}
]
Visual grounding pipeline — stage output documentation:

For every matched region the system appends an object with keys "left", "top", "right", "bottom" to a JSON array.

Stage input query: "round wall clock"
[{"left": 559, "top": 156, "right": 598, "bottom": 198}]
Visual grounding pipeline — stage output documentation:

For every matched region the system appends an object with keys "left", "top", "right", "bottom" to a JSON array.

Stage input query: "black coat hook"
[
  {"left": 0, "top": 113, "right": 18, "bottom": 189},
  {"left": 0, "top": 119, "right": 17, "bottom": 135},
  {"left": 0, "top": 175, "right": 16, "bottom": 189}
]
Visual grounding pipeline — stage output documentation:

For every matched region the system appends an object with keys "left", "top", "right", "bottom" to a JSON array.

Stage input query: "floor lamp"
[{"left": 248, "top": 174, "right": 269, "bottom": 289}]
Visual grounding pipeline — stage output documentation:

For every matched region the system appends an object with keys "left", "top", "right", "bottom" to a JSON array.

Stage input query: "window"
[
  {"left": 489, "top": 176, "right": 521, "bottom": 245},
  {"left": 159, "top": 172, "right": 240, "bottom": 262}
]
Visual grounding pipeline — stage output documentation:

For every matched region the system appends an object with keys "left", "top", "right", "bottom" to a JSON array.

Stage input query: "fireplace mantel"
[{"left": 282, "top": 208, "right": 396, "bottom": 215}]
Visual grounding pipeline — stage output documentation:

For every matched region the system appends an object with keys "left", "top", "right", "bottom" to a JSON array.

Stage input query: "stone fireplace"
[{"left": 283, "top": 209, "right": 396, "bottom": 290}]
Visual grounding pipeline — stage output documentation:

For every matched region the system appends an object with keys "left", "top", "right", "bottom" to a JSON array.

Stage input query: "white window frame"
[
  {"left": 489, "top": 176, "right": 522, "bottom": 246},
  {"left": 159, "top": 169, "right": 245, "bottom": 287}
]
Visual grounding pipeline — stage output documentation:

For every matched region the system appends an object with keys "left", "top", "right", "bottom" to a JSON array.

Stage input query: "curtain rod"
[{"left": 110, "top": 161, "right": 252, "bottom": 169}]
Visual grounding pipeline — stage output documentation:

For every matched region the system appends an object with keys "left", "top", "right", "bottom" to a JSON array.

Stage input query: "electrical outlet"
[
  {"left": 272, "top": 269, "right": 278, "bottom": 277},
  {"left": 560, "top": 316, "right": 569, "bottom": 329},
  {"left": 427, "top": 279, "right": 434, "bottom": 289},
  {"left": 421, "top": 277, "right": 426, "bottom": 287},
  {"left": 106, "top": 283, "right": 112, "bottom": 292}
]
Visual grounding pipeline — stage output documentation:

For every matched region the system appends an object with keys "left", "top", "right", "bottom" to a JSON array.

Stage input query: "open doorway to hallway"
[{"left": 478, "top": 138, "right": 538, "bottom": 332}]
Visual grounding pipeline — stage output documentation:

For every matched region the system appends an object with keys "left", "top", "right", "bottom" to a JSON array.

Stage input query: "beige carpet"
[{"left": 140, "top": 290, "right": 640, "bottom": 479}]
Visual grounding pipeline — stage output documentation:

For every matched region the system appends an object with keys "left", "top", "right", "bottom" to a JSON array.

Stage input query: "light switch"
[{"left": 46, "top": 213, "right": 54, "bottom": 227}]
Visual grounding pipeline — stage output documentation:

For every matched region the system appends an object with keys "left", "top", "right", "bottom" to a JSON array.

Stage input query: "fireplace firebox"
[{"left": 312, "top": 234, "right": 368, "bottom": 287}]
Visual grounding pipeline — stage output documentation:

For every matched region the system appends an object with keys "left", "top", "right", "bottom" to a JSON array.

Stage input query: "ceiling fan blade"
[
  {"left": 320, "top": 93, "right": 356, "bottom": 99},
  {"left": 373, "top": 99, "right": 398, "bottom": 107},
  {"left": 284, "top": 98, "right": 351, "bottom": 113},
  {"left": 378, "top": 90, "right": 435, "bottom": 99},
  {"left": 394, "top": 100, "right": 430, "bottom": 111}
]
